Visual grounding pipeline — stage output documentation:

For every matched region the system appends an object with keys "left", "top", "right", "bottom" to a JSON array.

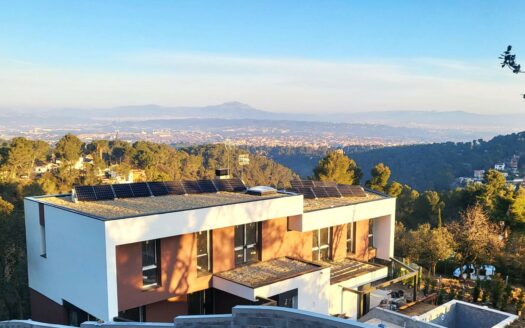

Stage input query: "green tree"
[
  {"left": 55, "top": 134, "right": 83, "bottom": 165},
  {"left": 313, "top": 150, "right": 362, "bottom": 185},
  {"left": 0, "top": 197, "right": 14, "bottom": 215},
  {"left": 490, "top": 274, "right": 505, "bottom": 309},
  {"left": 405, "top": 224, "right": 455, "bottom": 275},
  {"left": 386, "top": 181, "right": 403, "bottom": 197},
  {"left": 509, "top": 187, "right": 525, "bottom": 223},
  {"left": 365, "top": 163, "right": 391, "bottom": 192}
]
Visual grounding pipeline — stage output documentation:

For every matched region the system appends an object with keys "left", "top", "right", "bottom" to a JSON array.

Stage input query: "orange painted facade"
[
  {"left": 115, "top": 217, "right": 375, "bottom": 318},
  {"left": 116, "top": 233, "right": 211, "bottom": 312}
]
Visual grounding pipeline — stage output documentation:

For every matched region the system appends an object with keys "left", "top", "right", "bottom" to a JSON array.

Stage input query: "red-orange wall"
[
  {"left": 350, "top": 220, "right": 372, "bottom": 261},
  {"left": 261, "top": 217, "right": 313, "bottom": 261},
  {"left": 116, "top": 217, "right": 375, "bottom": 314},
  {"left": 212, "top": 227, "right": 235, "bottom": 273},
  {"left": 144, "top": 297, "right": 188, "bottom": 322},
  {"left": 116, "top": 233, "right": 211, "bottom": 312}
]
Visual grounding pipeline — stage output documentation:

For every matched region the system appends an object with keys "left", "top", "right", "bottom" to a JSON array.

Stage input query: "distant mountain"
[
  {"left": 85, "top": 103, "right": 525, "bottom": 133},
  {"left": 2, "top": 102, "right": 524, "bottom": 142}
]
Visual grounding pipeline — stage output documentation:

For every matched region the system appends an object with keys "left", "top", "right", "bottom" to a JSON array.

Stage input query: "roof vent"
[
  {"left": 215, "top": 168, "right": 231, "bottom": 180},
  {"left": 247, "top": 186, "right": 277, "bottom": 196}
]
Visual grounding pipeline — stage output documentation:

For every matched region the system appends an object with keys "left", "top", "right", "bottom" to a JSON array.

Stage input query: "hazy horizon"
[{"left": 1, "top": 1, "right": 525, "bottom": 114}]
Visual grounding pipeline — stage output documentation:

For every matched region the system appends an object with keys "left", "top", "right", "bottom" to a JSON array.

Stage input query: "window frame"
[
  {"left": 346, "top": 222, "right": 356, "bottom": 255},
  {"left": 368, "top": 219, "right": 374, "bottom": 248},
  {"left": 312, "top": 227, "right": 331, "bottom": 261},
  {"left": 142, "top": 239, "right": 161, "bottom": 289},
  {"left": 234, "top": 223, "right": 259, "bottom": 266},
  {"left": 196, "top": 230, "right": 211, "bottom": 274}
]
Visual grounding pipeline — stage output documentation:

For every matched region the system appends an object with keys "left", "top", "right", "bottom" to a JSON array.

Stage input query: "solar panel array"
[
  {"left": 73, "top": 178, "right": 246, "bottom": 202},
  {"left": 289, "top": 180, "right": 366, "bottom": 199}
]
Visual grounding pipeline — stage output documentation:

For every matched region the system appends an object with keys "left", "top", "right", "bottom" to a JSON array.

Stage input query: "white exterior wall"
[
  {"left": 24, "top": 200, "right": 109, "bottom": 320},
  {"left": 373, "top": 214, "right": 395, "bottom": 260},
  {"left": 328, "top": 266, "right": 388, "bottom": 319},
  {"left": 212, "top": 266, "right": 331, "bottom": 314},
  {"left": 289, "top": 197, "right": 395, "bottom": 232}
]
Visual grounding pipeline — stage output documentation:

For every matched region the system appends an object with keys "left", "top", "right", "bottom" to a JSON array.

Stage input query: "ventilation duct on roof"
[{"left": 247, "top": 186, "right": 277, "bottom": 196}]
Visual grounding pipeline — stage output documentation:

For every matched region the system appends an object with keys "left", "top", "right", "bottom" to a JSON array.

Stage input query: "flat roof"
[
  {"left": 214, "top": 257, "right": 325, "bottom": 288},
  {"left": 325, "top": 258, "right": 385, "bottom": 284},
  {"left": 302, "top": 191, "right": 386, "bottom": 212},
  {"left": 33, "top": 192, "right": 289, "bottom": 221}
]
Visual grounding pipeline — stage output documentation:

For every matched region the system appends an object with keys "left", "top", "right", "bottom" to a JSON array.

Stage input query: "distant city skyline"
[{"left": 1, "top": 1, "right": 525, "bottom": 114}]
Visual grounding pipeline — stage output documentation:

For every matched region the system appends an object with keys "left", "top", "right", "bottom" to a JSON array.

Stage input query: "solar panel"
[
  {"left": 325, "top": 186, "right": 343, "bottom": 198},
  {"left": 182, "top": 180, "right": 201, "bottom": 194},
  {"left": 74, "top": 186, "right": 97, "bottom": 201},
  {"left": 290, "top": 180, "right": 304, "bottom": 189},
  {"left": 227, "top": 178, "right": 246, "bottom": 192},
  {"left": 313, "top": 180, "right": 337, "bottom": 187},
  {"left": 165, "top": 181, "right": 186, "bottom": 195},
  {"left": 148, "top": 181, "right": 169, "bottom": 196},
  {"left": 112, "top": 183, "right": 134, "bottom": 198},
  {"left": 312, "top": 186, "right": 329, "bottom": 198},
  {"left": 338, "top": 184, "right": 367, "bottom": 197},
  {"left": 301, "top": 180, "right": 315, "bottom": 187},
  {"left": 197, "top": 179, "right": 218, "bottom": 193},
  {"left": 92, "top": 185, "right": 115, "bottom": 200},
  {"left": 130, "top": 182, "right": 152, "bottom": 197},
  {"left": 215, "top": 178, "right": 247, "bottom": 192},
  {"left": 292, "top": 187, "right": 317, "bottom": 199}
]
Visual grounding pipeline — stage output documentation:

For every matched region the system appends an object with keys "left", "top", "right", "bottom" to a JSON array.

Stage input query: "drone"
[{"left": 500, "top": 45, "right": 523, "bottom": 74}]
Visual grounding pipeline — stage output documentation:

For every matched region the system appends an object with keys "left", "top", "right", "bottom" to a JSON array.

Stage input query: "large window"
[
  {"left": 196, "top": 231, "right": 210, "bottom": 274},
  {"left": 142, "top": 240, "right": 160, "bottom": 288},
  {"left": 346, "top": 222, "right": 356, "bottom": 255},
  {"left": 368, "top": 220, "right": 374, "bottom": 248},
  {"left": 234, "top": 223, "right": 259, "bottom": 266},
  {"left": 312, "top": 228, "right": 331, "bottom": 261}
]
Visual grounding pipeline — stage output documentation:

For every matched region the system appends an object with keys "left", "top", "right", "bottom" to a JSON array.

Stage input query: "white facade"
[
  {"left": 24, "top": 192, "right": 395, "bottom": 321},
  {"left": 213, "top": 267, "right": 331, "bottom": 314},
  {"left": 328, "top": 266, "right": 389, "bottom": 319},
  {"left": 24, "top": 201, "right": 109, "bottom": 320}
]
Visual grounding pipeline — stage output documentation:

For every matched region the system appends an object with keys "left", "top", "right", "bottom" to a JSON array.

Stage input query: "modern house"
[{"left": 24, "top": 177, "right": 395, "bottom": 325}]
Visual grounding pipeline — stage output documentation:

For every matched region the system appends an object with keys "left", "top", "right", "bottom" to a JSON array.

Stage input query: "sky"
[{"left": 1, "top": 1, "right": 525, "bottom": 114}]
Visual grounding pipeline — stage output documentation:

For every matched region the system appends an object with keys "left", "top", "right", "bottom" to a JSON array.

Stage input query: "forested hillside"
[
  {"left": 253, "top": 132, "right": 525, "bottom": 191},
  {"left": 351, "top": 132, "right": 525, "bottom": 190}
]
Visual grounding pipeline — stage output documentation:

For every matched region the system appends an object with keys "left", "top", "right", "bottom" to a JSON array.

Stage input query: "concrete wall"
[
  {"left": 418, "top": 300, "right": 518, "bottom": 328},
  {"left": 24, "top": 200, "right": 109, "bottom": 322},
  {"left": 0, "top": 306, "right": 374, "bottom": 328},
  {"left": 359, "top": 308, "right": 440, "bottom": 328}
]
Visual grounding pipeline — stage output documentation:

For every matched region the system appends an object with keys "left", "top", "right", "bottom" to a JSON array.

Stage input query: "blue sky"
[{"left": 1, "top": 1, "right": 525, "bottom": 113}]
